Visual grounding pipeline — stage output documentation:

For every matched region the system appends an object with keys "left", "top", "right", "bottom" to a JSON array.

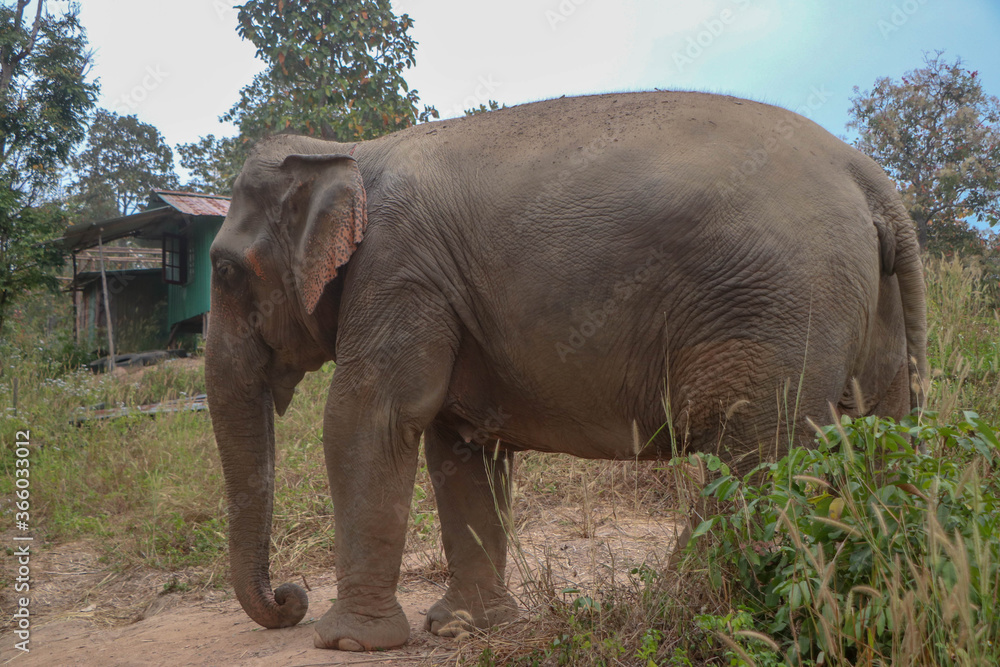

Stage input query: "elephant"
[{"left": 205, "top": 90, "right": 926, "bottom": 651}]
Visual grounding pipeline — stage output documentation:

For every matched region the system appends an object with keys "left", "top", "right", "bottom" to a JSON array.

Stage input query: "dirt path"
[
  {"left": 9, "top": 579, "right": 451, "bottom": 666},
  {"left": 2, "top": 507, "right": 682, "bottom": 666}
]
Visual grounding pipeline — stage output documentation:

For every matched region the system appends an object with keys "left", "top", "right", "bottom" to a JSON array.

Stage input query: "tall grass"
[
  {"left": 924, "top": 256, "right": 1000, "bottom": 422},
  {"left": 0, "top": 294, "right": 338, "bottom": 588}
]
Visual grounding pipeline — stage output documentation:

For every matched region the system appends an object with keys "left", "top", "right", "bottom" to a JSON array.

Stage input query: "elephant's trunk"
[{"left": 206, "top": 331, "right": 308, "bottom": 629}]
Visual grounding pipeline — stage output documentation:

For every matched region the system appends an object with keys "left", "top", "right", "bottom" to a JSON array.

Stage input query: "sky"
[{"left": 67, "top": 0, "right": 1000, "bottom": 160}]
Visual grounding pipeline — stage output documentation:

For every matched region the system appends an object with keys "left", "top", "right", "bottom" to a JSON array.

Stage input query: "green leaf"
[
  {"left": 689, "top": 518, "right": 715, "bottom": 541},
  {"left": 225, "top": 1, "right": 440, "bottom": 141},
  {"left": 702, "top": 475, "right": 734, "bottom": 497}
]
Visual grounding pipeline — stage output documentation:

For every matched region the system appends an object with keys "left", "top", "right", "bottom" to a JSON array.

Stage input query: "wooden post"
[
  {"left": 72, "top": 252, "right": 78, "bottom": 343},
  {"left": 97, "top": 233, "right": 116, "bottom": 372}
]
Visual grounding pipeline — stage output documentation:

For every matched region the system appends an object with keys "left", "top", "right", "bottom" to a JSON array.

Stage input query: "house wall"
[
  {"left": 167, "top": 217, "right": 223, "bottom": 328},
  {"left": 77, "top": 269, "right": 168, "bottom": 352}
]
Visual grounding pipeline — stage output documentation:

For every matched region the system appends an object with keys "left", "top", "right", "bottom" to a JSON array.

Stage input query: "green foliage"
[
  {"left": 0, "top": 200, "right": 67, "bottom": 334},
  {"left": 0, "top": 287, "right": 88, "bottom": 377},
  {"left": 690, "top": 413, "right": 1000, "bottom": 665},
  {"left": 0, "top": 1, "right": 98, "bottom": 199},
  {"left": 0, "top": 0, "right": 98, "bottom": 337},
  {"left": 175, "top": 133, "right": 247, "bottom": 196},
  {"left": 472, "top": 564, "right": 685, "bottom": 666},
  {"left": 224, "top": 0, "right": 437, "bottom": 141},
  {"left": 848, "top": 52, "right": 1000, "bottom": 254},
  {"left": 149, "top": 513, "right": 227, "bottom": 570},
  {"left": 465, "top": 100, "right": 505, "bottom": 116},
  {"left": 924, "top": 218, "right": 986, "bottom": 259},
  {"left": 70, "top": 108, "right": 178, "bottom": 218},
  {"left": 161, "top": 576, "right": 192, "bottom": 594},
  {"left": 694, "top": 608, "right": 783, "bottom": 666}
]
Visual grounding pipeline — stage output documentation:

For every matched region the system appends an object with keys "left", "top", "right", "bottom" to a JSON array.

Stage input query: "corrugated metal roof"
[
  {"left": 56, "top": 190, "right": 231, "bottom": 252},
  {"left": 150, "top": 190, "right": 230, "bottom": 217},
  {"left": 57, "top": 208, "right": 170, "bottom": 252}
]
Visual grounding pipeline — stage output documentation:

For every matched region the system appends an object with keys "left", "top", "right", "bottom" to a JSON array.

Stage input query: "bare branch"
[
  {"left": 12, "top": 0, "right": 44, "bottom": 66},
  {"left": 24, "top": 0, "right": 44, "bottom": 59},
  {"left": 12, "top": 0, "right": 29, "bottom": 31},
  {"left": 0, "top": 0, "right": 44, "bottom": 93}
]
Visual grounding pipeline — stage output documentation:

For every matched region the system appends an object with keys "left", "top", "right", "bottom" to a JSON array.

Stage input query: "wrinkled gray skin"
[{"left": 205, "top": 91, "right": 927, "bottom": 651}]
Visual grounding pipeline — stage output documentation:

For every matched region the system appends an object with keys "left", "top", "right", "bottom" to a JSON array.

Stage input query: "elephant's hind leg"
[{"left": 424, "top": 422, "right": 517, "bottom": 637}]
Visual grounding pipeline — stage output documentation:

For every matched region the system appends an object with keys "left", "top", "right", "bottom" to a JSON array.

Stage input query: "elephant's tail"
[
  {"left": 862, "top": 162, "right": 928, "bottom": 412},
  {"left": 890, "top": 206, "right": 928, "bottom": 411}
]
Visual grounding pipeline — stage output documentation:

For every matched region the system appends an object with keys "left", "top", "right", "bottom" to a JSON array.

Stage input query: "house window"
[{"left": 163, "top": 234, "right": 188, "bottom": 285}]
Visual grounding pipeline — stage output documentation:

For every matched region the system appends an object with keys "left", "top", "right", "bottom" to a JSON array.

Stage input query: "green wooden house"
[{"left": 59, "top": 190, "right": 230, "bottom": 352}]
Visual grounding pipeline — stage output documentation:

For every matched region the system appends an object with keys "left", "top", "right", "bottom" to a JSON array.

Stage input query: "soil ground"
[{"left": 2, "top": 507, "right": 682, "bottom": 666}]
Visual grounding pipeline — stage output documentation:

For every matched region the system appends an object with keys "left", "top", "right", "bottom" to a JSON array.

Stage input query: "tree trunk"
[{"left": 913, "top": 213, "right": 928, "bottom": 250}]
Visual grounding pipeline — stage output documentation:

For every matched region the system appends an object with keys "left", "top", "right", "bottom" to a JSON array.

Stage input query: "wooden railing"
[{"left": 74, "top": 246, "right": 161, "bottom": 272}]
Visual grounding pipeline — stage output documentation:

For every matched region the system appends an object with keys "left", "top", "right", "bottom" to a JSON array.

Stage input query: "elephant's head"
[{"left": 205, "top": 139, "right": 367, "bottom": 628}]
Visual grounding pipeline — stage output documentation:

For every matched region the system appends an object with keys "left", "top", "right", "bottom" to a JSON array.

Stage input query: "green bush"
[{"left": 690, "top": 412, "right": 1000, "bottom": 666}]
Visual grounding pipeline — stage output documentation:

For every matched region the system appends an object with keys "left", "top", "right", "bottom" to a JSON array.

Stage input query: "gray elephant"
[{"left": 205, "top": 91, "right": 926, "bottom": 651}]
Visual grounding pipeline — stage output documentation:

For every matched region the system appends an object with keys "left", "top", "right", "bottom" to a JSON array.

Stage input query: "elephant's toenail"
[{"left": 338, "top": 638, "right": 364, "bottom": 651}]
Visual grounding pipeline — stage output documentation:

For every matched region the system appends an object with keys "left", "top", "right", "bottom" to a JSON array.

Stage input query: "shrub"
[{"left": 690, "top": 412, "right": 1000, "bottom": 666}]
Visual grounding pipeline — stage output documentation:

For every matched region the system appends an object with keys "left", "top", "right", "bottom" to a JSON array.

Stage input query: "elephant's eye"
[{"left": 215, "top": 259, "right": 237, "bottom": 278}]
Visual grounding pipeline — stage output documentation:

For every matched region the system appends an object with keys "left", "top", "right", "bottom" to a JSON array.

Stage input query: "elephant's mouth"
[{"left": 267, "top": 362, "right": 306, "bottom": 416}]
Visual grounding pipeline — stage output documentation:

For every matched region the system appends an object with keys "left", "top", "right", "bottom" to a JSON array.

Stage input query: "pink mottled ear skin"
[{"left": 299, "top": 163, "right": 368, "bottom": 315}]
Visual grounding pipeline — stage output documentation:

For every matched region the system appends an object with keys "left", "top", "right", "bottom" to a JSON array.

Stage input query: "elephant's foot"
[
  {"left": 313, "top": 599, "right": 410, "bottom": 651},
  {"left": 424, "top": 589, "right": 518, "bottom": 639}
]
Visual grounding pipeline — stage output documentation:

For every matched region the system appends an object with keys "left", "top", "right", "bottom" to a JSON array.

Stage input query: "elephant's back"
[
  {"left": 380, "top": 90, "right": 855, "bottom": 178},
  {"left": 376, "top": 91, "right": 870, "bottom": 242}
]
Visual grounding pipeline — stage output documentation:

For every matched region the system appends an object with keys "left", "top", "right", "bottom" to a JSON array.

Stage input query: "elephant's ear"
[{"left": 281, "top": 154, "right": 368, "bottom": 315}]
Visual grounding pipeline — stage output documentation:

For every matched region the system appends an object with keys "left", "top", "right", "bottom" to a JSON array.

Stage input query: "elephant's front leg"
[
  {"left": 424, "top": 422, "right": 517, "bottom": 637},
  {"left": 314, "top": 356, "right": 451, "bottom": 651}
]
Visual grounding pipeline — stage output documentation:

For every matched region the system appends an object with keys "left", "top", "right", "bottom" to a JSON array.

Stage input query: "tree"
[
  {"left": 0, "top": 197, "right": 66, "bottom": 335},
  {"left": 176, "top": 133, "right": 247, "bottom": 195},
  {"left": 0, "top": 0, "right": 98, "bottom": 335},
  {"left": 70, "top": 109, "right": 178, "bottom": 218},
  {"left": 848, "top": 53, "right": 1000, "bottom": 253},
  {"left": 222, "top": 0, "right": 437, "bottom": 141}
]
